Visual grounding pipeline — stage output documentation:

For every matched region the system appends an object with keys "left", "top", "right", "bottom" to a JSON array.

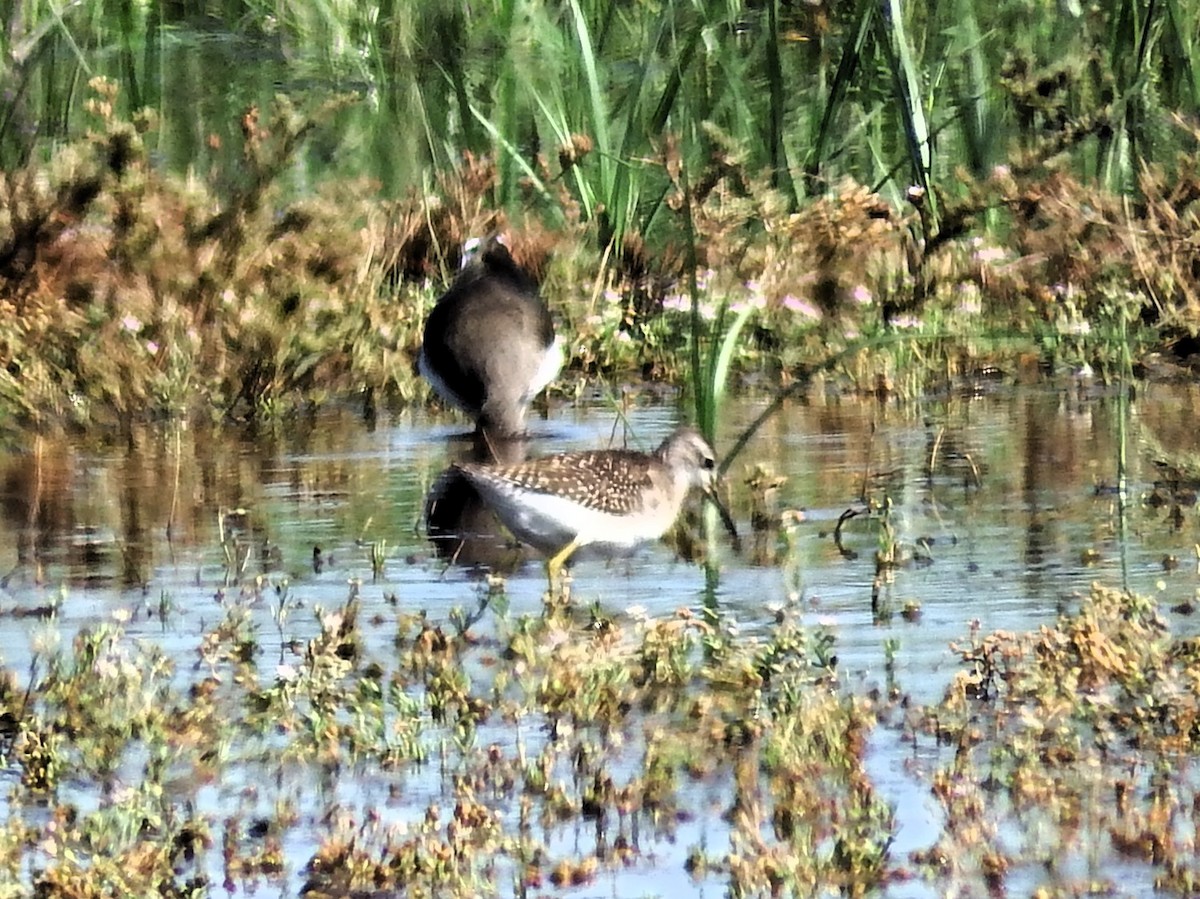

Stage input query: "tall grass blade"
[
  {"left": 1162, "top": 0, "right": 1200, "bottom": 108},
  {"left": 678, "top": 153, "right": 705, "bottom": 432},
  {"left": 764, "top": 0, "right": 786, "bottom": 197},
  {"left": 529, "top": 91, "right": 596, "bottom": 219},
  {"left": 567, "top": 0, "right": 612, "bottom": 198},
  {"left": 569, "top": 0, "right": 641, "bottom": 247},
  {"left": 7, "top": 0, "right": 88, "bottom": 67},
  {"left": 649, "top": 25, "right": 703, "bottom": 134},
  {"left": 1134, "top": 0, "right": 1163, "bottom": 78},
  {"left": 952, "top": 0, "right": 995, "bottom": 176},
  {"left": 1103, "top": 0, "right": 1142, "bottom": 189},
  {"left": 435, "top": 7, "right": 483, "bottom": 155},
  {"left": 880, "top": 0, "right": 935, "bottom": 219},
  {"left": 808, "top": 0, "right": 875, "bottom": 184},
  {"left": 494, "top": 0, "right": 520, "bottom": 209},
  {"left": 704, "top": 302, "right": 756, "bottom": 438},
  {"left": 467, "top": 103, "right": 560, "bottom": 217}
]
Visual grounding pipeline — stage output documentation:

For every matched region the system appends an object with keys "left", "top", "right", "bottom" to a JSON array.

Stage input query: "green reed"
[
  {"left": 5, "top": 1, "right": 1200, "bottom": 436},
  {"left": 8, "top": 0, "right": 1200, "bottom": 211}
]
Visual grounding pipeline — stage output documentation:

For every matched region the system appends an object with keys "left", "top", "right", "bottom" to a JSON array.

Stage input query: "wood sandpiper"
[{"left": 454, "top": 426, "right": 733, "bottom": 581}]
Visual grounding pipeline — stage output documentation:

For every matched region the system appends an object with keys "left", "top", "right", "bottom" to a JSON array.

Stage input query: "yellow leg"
[{"left": 544, "top": 538, "right": 580, "bottom": 589}]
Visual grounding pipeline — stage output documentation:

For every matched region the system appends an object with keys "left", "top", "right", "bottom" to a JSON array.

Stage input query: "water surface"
[{"left": 2, "top": 381, "right": 1198, "bottom": 896}]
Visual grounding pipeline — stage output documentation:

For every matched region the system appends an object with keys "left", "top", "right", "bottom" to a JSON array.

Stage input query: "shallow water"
[{"left": 2, "top": 380, "right": 1200, "bottom": 895}]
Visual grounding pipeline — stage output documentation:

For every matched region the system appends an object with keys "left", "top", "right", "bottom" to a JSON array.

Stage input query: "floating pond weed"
[
  {"left": 899, "top": 584, "right": 1200, "bottom": 891},
  {"left": 10, "top": 437, "right": 1200, "bottom": 895}
]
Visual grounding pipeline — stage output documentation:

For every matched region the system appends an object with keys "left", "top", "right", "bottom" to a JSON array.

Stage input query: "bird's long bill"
[{"left": 703, "top": 488, "right": 742, "bottom": 554}]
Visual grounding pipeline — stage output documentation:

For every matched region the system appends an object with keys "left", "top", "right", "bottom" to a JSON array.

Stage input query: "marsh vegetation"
[
  {"left": 2, "top": 1, "right": 1200, "bottom": 896},
  {"left": 0, "top": 392, "right": 1195, "bottom": 897},
  {"left": 1, "top": 0, "right": 1199, "bottom": 433}
]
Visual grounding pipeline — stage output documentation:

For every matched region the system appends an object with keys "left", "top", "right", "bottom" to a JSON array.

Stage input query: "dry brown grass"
[{"left": 3, "top": 79, "right": 1200, "bottom": 435}]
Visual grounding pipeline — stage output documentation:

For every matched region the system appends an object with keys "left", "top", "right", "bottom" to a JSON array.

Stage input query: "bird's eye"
[{"left": 703, "top": 457, "right": 716, "bottom": 470}]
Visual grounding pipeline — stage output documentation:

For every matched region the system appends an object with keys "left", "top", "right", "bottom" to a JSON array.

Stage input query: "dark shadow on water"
[{"left": 423, "top": 431, "right": 531, "bottom": 573}]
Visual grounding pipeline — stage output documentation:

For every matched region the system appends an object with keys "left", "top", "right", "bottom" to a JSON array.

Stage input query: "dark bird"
[{"left": 418, "top": 236, "right": 563, "bottom": 437}]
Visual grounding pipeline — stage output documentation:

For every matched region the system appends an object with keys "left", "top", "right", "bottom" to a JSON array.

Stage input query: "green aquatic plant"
[
  {"left": 906, "top": 583, "right": 1200, "bottom": 893},
  {"left": 25, "top": 562, "right": 1200, "bottom": 894},
  {"left": 355, "top": 523, "right": 389, "bottom": 580},
  {"left": 871, "top": 495, "right": 899, "bottom": 622},
  {"left": 692, "top": 295, "right": 759, "bottom": 444}
]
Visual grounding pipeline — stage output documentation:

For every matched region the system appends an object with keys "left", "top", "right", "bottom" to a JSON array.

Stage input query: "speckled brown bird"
[
  {"left": 454, "top": 426, "right": 723, "bottom": 580},
  {"left": 418, "top": 236, "right": 562, "bottom": 437}
]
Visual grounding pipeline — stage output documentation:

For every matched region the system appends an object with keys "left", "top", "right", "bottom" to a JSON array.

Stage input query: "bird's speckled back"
[{"left": 458, "top": 426, "right": 717, "bottom": 516}]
